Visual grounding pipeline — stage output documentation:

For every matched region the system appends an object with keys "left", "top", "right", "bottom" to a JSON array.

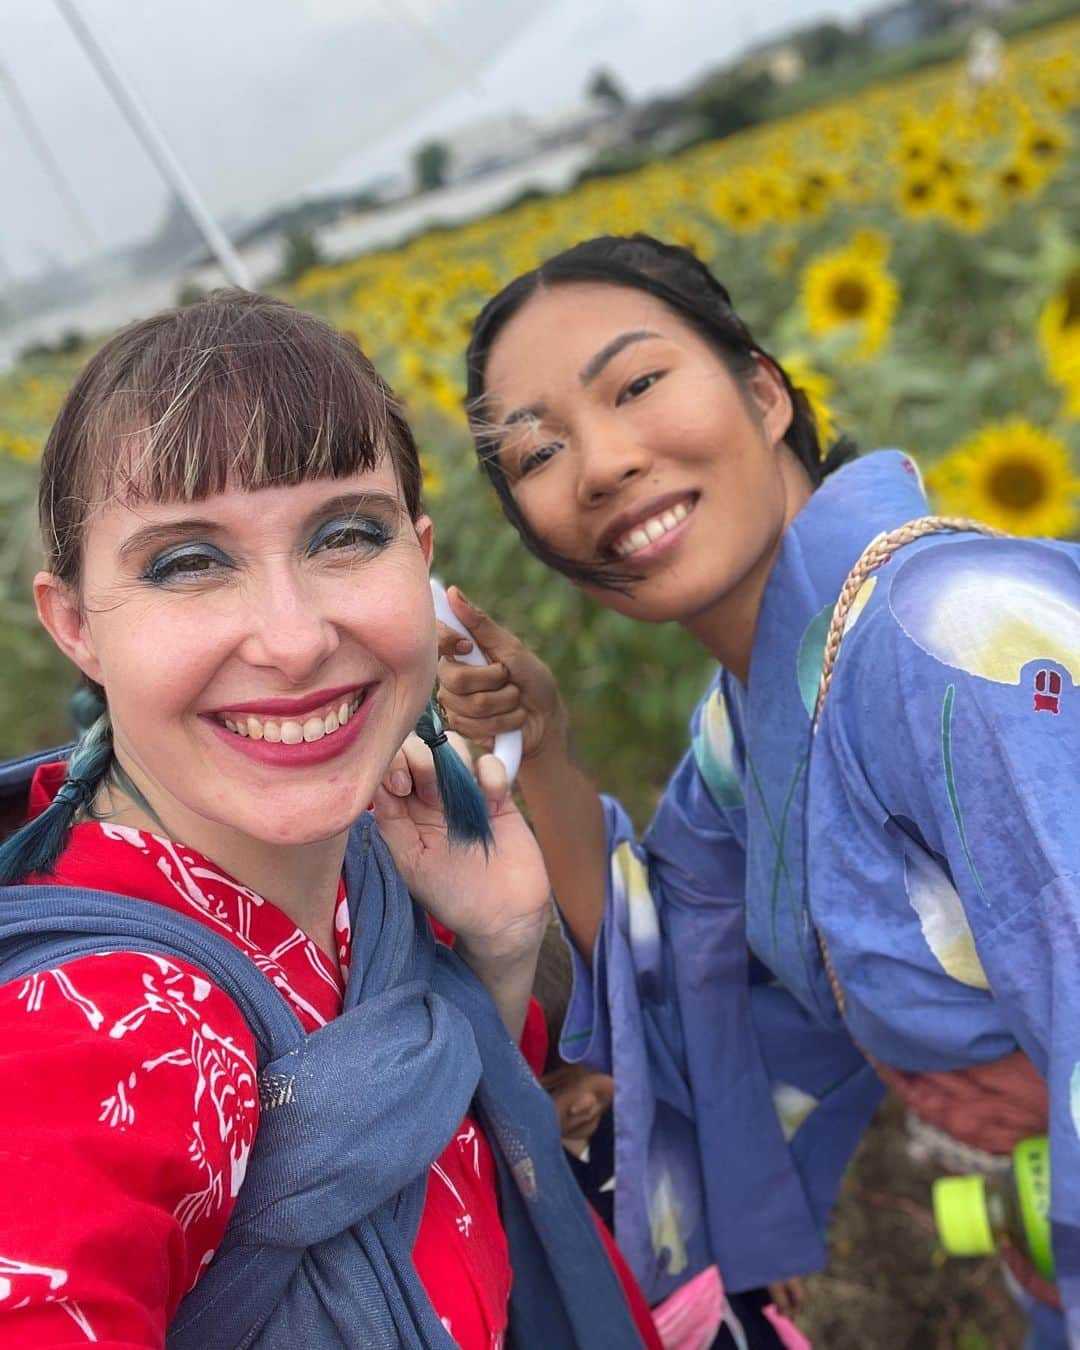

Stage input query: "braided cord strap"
[{"left": 811, "top": 515, "right": 1005, "bottom": 1018}]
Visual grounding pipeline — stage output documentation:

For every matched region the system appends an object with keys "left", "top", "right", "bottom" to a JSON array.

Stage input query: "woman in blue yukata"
[{"left": 435, "top": 234, "right": 1080, "bottom": 1347}]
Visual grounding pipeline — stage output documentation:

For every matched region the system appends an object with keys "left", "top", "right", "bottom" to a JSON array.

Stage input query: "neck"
[
  {"left": 682, "top": 452, "right": 814, "bottom": 683},
  {"left": 95, "top": 769, "right": 348, "bottom": 962}
]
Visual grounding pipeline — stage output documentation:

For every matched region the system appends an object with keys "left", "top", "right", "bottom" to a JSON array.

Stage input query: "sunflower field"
[
  {"left": 0, "top": 14, "right": 1079, "bottom": 1343},
  {"left": 2, "top": 16, "right": 1080, "bottom": 801}
]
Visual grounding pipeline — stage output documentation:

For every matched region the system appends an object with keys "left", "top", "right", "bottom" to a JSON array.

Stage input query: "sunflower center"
[
  {"left": 987, "top": 458, "right": 1047, "bottom": 509},
  {"left": 831, "top": 277, "right": 869, "bottom": 317}
]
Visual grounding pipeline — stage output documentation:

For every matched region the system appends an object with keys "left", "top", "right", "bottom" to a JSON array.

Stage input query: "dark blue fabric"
[{"left": 0, "top": 814, "right": 642, "bottom": 1349}]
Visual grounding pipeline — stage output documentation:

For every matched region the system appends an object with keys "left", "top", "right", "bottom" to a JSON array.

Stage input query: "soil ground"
[{"left": 798, "top": 1099, "right": 1026, "bottom": 1349}]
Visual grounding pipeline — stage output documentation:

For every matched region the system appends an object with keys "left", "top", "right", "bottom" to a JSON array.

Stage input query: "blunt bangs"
[{"left": 40, "top": 291, "right": 421, "bottom": 583}]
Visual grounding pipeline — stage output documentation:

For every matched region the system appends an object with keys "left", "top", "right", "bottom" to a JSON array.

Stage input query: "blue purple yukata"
[{"left": 557, "top": 451, "right": 1080, "bottom": 1346}]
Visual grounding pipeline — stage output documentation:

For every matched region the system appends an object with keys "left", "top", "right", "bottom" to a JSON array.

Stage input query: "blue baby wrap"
[{"left": 0, "top": 799, "right": 642, "bottom": 1348}]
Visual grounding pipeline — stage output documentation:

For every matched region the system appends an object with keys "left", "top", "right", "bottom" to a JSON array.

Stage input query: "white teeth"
[
  {"left": 613, "top": 499, "right": 695, "bottom": 558},
  {"left": 217, "top": 691, "right": 365, "bottom": 746}
]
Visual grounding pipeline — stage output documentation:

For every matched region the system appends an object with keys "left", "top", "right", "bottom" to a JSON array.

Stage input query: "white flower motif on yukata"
[
  {"left": 692, "top": 688, "right": 744, "bottom": 806},
  {"left": 889, "top": 539, "right": 1080, "bottom": 688},
  {"left": 648, "top": 1171, "right": 689, "bottom": 1277},
  {"left": 612, "top": 841, "right": 660, "bottom": 960},
  {"left": 901, "top": 838, "right": 988, "bottom": 989}
]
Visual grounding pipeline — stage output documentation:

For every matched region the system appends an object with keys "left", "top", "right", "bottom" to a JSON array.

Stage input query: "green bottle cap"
[
  {"left": 1014, "top": 1136, "right": 1054, "bottom": 1281},
  {"left": 933, "top": 1174, "right": 995, "bottom": 1257}
]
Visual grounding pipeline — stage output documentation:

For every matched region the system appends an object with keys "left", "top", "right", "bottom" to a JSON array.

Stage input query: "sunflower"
[
  {"left": 1038, "top": 269, "right": 1080, "bottom": 412},
  {"left": 994, "top": 153, "right": 1050, "bottom": 203},
  {"left": 926, "top": 420, "right": 1080, "bottom": 537},
  {"left": 0, "top": 429, "right": 38, "bottom": 463},
  {"left": 418, "top": 453, "right": 444, "bottom": 497},
  {"left": 781, "top": 353, "right": 837, "bottom": 449},
  {"left": 1018, "top": 117, "right": 1071, "bottom": 168},
  {"left": 767, "top": 237, "right": 799, "bottom": 276},
  {"left": 896, "top": 172, "right": 941, "bottom": 220},
  {"left": 801, "top": 244, "right": 899, "bottom": 360},
  {"left": 938, "top": 183, "right": 989, "bottom": 234}
]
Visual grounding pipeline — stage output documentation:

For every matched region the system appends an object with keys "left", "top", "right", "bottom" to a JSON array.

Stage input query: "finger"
[
  {"left": 437, "top": 656, "right": 510, "bottom": 695},
  {"left": 476, "top": 753, "right": 509, "bottom": 811},
  {"left": 437, "top": 621, "right": 478, "bottom": 660},
  {"left": 448, "top": 587, "right": 521, "bottom": 662},
  {"left": 400, "top": 732, "right": 443, "bottom": 808},
  {"left": 444, "top": 728, "right": 473, "bottom": 766},
  {"left": 442, "top": 684, "right": 521, "bottom": 719},
  {"left": 439, "top": 707, "right": 527, "bottom": 741},
  {"left": 381, "top": 746, "right": 414, "bottom": 798}
]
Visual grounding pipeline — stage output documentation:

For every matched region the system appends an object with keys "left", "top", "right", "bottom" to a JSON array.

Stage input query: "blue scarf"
[{"left": 0, "top": 814, "right": 642, "bottom": 1348}]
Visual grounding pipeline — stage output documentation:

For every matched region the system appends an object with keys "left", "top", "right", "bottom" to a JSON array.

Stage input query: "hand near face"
[
  {"left": 374, "top": 731, "right": 551, "bottom": 962},
  {"left": 435, "top": 587, "right": 566, "bottom": 766}
]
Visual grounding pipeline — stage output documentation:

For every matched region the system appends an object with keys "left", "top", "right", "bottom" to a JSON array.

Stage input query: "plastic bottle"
[{"left": 932, "top": 1135, "right": 1053, "bottom": 1280}]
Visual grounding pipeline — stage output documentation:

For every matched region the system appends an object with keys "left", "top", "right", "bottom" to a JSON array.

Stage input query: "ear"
[
  {"left": 414, "top": 514, "right": 435, "bottom": 570},
  {"left": 747, "top": 356, "right": 794, "bottom": 450},
  {"left": 33, "top": 572, "right": 104, "bottom": 685}
]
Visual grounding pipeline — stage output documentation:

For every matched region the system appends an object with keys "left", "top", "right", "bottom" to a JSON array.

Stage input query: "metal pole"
[
  {"left": 53, "top": 0, "right": 252, "bottom": 288},
  {"left": 0, "top": 64, "right": 100, "bottom": 254}
]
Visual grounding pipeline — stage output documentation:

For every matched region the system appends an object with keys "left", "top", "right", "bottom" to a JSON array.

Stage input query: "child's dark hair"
[
  {"left": 532, "top": 920, "right": 575, "bottom": 1075},
  {"left": 465, "top": 233, "right": 857, "bottom": 589},
  {"left": 1, "top": 290, "right": 489, "bottom": 883}
]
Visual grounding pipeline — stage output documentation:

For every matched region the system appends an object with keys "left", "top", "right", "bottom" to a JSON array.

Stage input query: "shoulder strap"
[
  {"left": 811, "top": 514, "right": 1004, "bottom": 1018},
  {"left": 0, "top": 884, "right": 304, "bottom": 1067}
]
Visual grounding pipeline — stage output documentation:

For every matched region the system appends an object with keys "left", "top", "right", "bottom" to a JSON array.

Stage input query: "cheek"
[
  {"left": 351, "top": 582, "right": 436, "bottom": 689},
  {"left": 86, "top": 598, "right": 228, "bottom": 718}
]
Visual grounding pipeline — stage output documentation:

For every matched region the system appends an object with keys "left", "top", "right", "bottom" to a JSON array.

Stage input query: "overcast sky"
[{"left": 0, "top": 0, "right": 879, "bottom": 282}]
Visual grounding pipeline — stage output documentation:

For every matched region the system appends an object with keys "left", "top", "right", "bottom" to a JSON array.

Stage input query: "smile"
[
  {"left": 215, "top": 689, "right": 368, "bottom": 745},
  {"left": 610, "top": 496, "right": 696, "bottom": 559}
]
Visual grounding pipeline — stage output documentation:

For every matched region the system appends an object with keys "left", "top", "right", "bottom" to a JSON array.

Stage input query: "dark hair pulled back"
[{"left": 465, "top": 233, "right": 856, "bottom": 588}]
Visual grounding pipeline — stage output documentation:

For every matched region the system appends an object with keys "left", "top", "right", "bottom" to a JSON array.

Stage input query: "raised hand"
[
  {"left": 374, "top": 731, "right": 551, "bottom": 1037},
  {"left": 435, "top": 588, "right": 567, "bottom": 765}
]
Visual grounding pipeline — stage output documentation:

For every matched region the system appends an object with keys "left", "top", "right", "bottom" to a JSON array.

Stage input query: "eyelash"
[
  {"left": 141, "top": 516, "right": 392, "bottom": 586},
  {"left": 617, "top": 370, "right": 663, "bottom": 405},
  {"left": 515, "top": 370, "right": 665, "bottom": 478}
]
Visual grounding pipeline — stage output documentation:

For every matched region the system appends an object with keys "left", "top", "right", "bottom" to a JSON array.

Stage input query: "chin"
[{"left": 235, "top": 802, "right": 363, "bottom": 848}]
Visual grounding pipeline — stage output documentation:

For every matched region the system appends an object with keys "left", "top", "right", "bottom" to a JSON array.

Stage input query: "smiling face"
[
  {"left": 36, "top": 463, "right": 436, "bottom": 855},
  {"left": 481, "top": 282, "right": 810, "bottom": 632}
]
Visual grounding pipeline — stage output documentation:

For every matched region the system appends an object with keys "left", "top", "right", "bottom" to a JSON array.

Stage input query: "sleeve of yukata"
[
  {"left": 810, "top": 535, "right": 1080, "bottom": 1329},
  {"left": 557, "top": 733, "right": 828, "bottom": 1301}
]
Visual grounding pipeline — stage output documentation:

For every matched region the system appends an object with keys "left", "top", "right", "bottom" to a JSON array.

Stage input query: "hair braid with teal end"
[
  {"left": 0, "top": 707, "right": 114, "bottom": 884},
  {"left": 414, "top": 699, "right": 493, "bottom": 851}
]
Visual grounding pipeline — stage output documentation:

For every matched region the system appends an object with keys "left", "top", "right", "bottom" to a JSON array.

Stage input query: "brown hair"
[{"left": 40, "top": 289, "right": 422, "bottom": 588}]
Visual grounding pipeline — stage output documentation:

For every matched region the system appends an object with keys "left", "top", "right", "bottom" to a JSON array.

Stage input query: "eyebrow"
[
  {"left": 496, "top": 329, "right": 664, "bottom": 436},
  {"left": 578, "top": 330, "right": 663, "bottom": 386},
  {"left": 117, "top": 490, "right": 406, "bottom": 564}
]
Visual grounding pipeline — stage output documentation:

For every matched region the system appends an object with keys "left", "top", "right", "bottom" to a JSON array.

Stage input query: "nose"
[
  {"left": 575, "top": 417, "right": 652, "bottom": 508},
  {"left": 238, "top": 566, "right": 340, "bottom": 685}
]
